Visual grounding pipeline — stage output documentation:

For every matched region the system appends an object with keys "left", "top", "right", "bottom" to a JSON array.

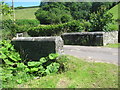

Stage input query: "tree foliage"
[
  {"left": 89, "top": 6, "right": 113, "bottom": 32},
  {"left": 35, "top": 2, "right": 117, "bottom": 25},
  {"left": 0, "top": 2, "right": 13, "bottom": 16}
]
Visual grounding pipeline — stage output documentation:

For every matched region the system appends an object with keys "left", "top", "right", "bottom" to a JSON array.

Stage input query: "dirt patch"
[{"left": 56, "top": 77, "right": 70, "bottom": 88}]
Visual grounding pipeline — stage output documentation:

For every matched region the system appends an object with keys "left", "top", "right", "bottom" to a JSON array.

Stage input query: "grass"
[
  {"left": 16, "top": 55, "right": 118, "bottom": 88},
  {"left": 3, "top": 7, "right": 39, "bottom": 20},
  {"left": 108, "top": 3, "right": 120, "bottom": 20},
  {"left": 15, "top": 8, "right": 39, "bottom": 19},
  {"left": 0, "top": 30, "right": 2, "bottom": 40},
  {"left": 107, "top": 3, "right": 119, "bottom": 31},
  {"left": 105, "top": 43, "right": 120, "bottom": 48}
]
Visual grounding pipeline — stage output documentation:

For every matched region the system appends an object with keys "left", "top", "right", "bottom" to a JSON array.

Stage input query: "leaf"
[
  {"left": 0, "top": 47, "right": 8, "bottom": 53},
  {"left": 46, "top": 62, "right": 60, "bottom": 74},
  {"left": 25, "top": 68, "right": 30, "bottom": 72},
  {"left": 49, "top": 53, "right": 59, "bottom": 60},
  {"left": 4, "top": 59, "right": 14, "bottom": 65},
  {"left": 0, "top": 53, "right": 7, "bottom": 59},
  {"left": 9, "top": 55, "right": 18, "bottom": 61},
  {"left": 28, "top": 61, "right": 40, "bottom": 67},
  {"left": 39, "top": 57, "right": 47, "bottom": 64},
  {"left": 7, "top": 67, "right": 16, "bottom": 70},
  {"left": 30, "top": 68, "right": 38, "bottom": 72},
  {"left": 9, "top": 52, "right": 21, "bottom": 61},
  {"left": 17, "top": 63, "right": 27, "bottom": 70},
  {"left": 17, "top": 79, "right": 22, "bottom": 84}
]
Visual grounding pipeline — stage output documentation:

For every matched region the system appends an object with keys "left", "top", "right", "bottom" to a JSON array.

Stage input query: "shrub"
[
  {"left": 15, "top": 19, "right": 40, "bottom": 26},
  {"left": 2, "top": 19, "right": 39, "bottom": 39},
  {"left": 89, "top": 6, "right": 113, "bottom": 32},
  {"left": 35, "top": 6, "right": 73, "bottom": 24},
  {"left": 106, "top": 24, "right": 118, "bottom": 31},
  {"left": 28, "top": 20, "right": 85, "bottom": 36}
]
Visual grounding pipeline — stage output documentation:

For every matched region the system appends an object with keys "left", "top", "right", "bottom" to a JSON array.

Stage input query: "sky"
[{"left": 4, "top": 0, "right": 41, "bottom": 7}]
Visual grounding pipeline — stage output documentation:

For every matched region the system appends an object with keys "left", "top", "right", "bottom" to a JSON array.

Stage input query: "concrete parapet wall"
[
  {"left": 61, "top": 31, "right": 118, "bottom": 46},
  {"left": 12, "top": 36, "right": 63, "bottom": 60}
]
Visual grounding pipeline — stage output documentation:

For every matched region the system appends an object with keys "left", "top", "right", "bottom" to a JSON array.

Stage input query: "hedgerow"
[
  {"left": 2, "top": 19, "right": 40, "bottom": 39},
  {"left": 28, "top": 20, "right": 85, "bottom": 36}
]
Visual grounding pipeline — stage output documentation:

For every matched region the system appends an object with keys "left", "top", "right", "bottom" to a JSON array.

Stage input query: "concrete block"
[{"left": 12, "top": 36, "right": 63, "bottom": 60}]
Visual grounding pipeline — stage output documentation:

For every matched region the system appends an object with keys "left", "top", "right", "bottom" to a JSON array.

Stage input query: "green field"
[
  {"left": 2, "top": 7, "right": 39, "bottom": 20},
  {"left": 108, "top": 3, "right": 120, "bottom": 20},
  {"left": 15, "top": 8, "right": 39, "bottom": 19}
]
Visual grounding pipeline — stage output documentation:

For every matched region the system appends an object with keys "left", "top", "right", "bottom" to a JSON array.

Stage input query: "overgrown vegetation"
[
  {"left": 89, "top": 6, "right": 114, "bottom": 32},
  {"left": 27, "top": 2, "right": 119, "bottom": 37},
  {"left": 0, "top": 40, "right": 67, "bottom": 88},
  {"left": 2, "top": 19, "right": 39, "bottom": 39},
  {"left": 6, "top": 55, "right": 118, "bottom": 88},
  {"left": 37, "top": 2, "right": 118, "bottom": 24}
]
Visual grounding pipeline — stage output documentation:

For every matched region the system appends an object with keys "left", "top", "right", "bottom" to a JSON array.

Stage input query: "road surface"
[{"left": 63, "top": 45, "right": 119, "bottom": 65}]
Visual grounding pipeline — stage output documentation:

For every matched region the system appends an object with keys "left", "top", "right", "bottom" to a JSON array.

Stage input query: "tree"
[
  {"left": 35, "top": 2, "right": 73, "bottom": 24},
  {"left": 90, "top": 2, "right": 117, "bottom": 13},
  {"left": 89, "top": 6, "right": 113, "bottom": 32},
  {"left": 0, "top": 1, "right": 13, "bottom": 20},
  {"left": 35, "top": 2, "right": 92, "bottom": 24},
  {"left": 66, "top": 2, "right": 92, "bottom": 20}
]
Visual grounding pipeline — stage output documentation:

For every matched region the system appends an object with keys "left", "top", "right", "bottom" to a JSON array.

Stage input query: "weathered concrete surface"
[
  {"left": 12, "top": 37, "right": 63, "bottom": 60},
  {"left": 63, "top": 45, "right": 119, "bottom": 65},
  {"left": 61, "top": 31, "right": 118, "bottom": 46}
]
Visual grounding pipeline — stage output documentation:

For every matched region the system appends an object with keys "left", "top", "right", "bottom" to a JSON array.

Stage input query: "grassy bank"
[
  {"left": 105, "top": 43, "right": 120, "bottom": 48},
  {"left": 16, "top": 55, "right": 118, "bottom": 88},
  {"left": 108, "top": 3, "right": 119, "bottom": 20}
]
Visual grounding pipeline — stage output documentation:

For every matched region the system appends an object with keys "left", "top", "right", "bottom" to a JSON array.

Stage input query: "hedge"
[
  {"left": 15, "top": 19, "right": 40, "bottom": 26},
  {"left": 2, "top": 19, "right": 40, "bottom": 39},
  {"left": 2, "top": 19, "right": 40, "bottom": 32},
  {"left": 28, "top": 20, "right": 85, "bottom": 36}
]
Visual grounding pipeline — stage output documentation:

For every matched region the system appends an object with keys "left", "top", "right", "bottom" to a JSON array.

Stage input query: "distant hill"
[{"left": 4, "top": 3, "right": 119, "bottom": 20}]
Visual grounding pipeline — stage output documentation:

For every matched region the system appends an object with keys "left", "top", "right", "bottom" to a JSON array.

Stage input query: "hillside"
[
  {"left": 15, "top": 7, "right": 39, "bottom": 19},
  {"left": 3, "top": 3, "right": 119, "bottom": 20},
  {"left": 108, "top": 3, "right": 120, "bottom": 20}
]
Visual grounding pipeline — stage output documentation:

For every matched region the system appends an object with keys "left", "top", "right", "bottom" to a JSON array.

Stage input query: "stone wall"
[
  {"left": 61, "top": 31, "right": 118, "bottom": 46},
  {"left": 103, "top": 31, "right": 118, "bottom": 45},
  {"left": 12, "top": 36, "right": 63, "bottom": 60}
]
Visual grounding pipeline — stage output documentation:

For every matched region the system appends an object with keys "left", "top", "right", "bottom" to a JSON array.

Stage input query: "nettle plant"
[{"left": 0, "top": 40, "right": 61, "bottom": 83}]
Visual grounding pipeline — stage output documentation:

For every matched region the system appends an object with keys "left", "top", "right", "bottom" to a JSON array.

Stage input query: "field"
[
  {"left": 15, "top": 7, "right": 39, "bottom": 19},
  {"left": 108, "top": 3, "right": 120, "bottom": 20},
  {"left": 2, "top": 7, "right": 39, "bottom": 20}
]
